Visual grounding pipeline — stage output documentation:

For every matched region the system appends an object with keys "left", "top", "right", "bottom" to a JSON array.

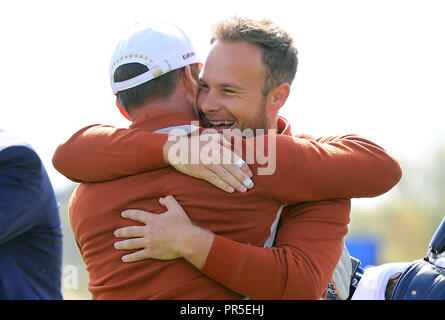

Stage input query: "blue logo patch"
[{"left": 183, "top": 52, "right": 195, "bottom": 60}]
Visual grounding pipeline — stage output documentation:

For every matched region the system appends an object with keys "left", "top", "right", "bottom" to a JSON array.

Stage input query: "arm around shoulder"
[
  {"left": 258, "top": 133, "right": 402, "bottom": 203},
  {"left": 52, "top": 124, "right": 169, "bottom": 182}
]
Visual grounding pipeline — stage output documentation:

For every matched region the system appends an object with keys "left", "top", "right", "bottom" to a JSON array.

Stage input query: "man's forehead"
[
  {"left": 202, "top": 41, "right": 265, "bottom": 85},
  {"left": 206, "top": 40, "right": 262, "bottom": 65}
]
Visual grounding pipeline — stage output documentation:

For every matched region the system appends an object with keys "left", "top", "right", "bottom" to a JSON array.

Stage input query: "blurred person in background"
[{"left": 0, "top": 129, "right": 63, "bottom": 299}]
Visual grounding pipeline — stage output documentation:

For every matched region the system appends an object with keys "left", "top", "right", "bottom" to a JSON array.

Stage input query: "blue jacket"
[{"left": 0, "top": 129, "right": 63, "bottom": 299}]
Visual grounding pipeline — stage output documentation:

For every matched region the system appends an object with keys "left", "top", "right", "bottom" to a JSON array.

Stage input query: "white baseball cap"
[{"left": 110, "top": 22, "right": 201, "bottom": 94}]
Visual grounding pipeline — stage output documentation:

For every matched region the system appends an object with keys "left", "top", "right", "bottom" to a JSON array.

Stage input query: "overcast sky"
[{"left": 1, "top": 0, "right": 444, "bottom": 204}]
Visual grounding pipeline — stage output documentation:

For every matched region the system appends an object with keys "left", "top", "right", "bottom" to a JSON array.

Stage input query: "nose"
[{"left": 198, "top": 88, "right": 222, "bottom": 114}]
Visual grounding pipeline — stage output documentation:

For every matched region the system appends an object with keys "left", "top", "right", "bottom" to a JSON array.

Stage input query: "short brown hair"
[
  {"left": 211, "top": 16, "right": 298, "bottom": 96},
  {"left": 114, "top": 63, "right": 200, "bottom": 114}
]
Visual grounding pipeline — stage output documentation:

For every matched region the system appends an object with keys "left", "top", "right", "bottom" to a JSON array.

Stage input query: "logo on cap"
[{"left": 183, "top": 52, "right": 195, "bottom": 60}]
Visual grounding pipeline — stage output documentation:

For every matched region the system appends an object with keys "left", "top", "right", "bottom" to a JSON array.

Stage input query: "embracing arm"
[
  {"left": 52, "top": 124, "right": 168, "bottom": 182},
  {"left": 256, "top": 133, "right": 402, "bottom": 203},
  {"left": 114, "top": 196, "right": 350, "bottom": 300},
  {"left": 52, "top": 125, "right": 252, "bottom": 192},
  {"left": 199, "top": 200, "right": 350, "bottom": 299},
  {"left": 53, "top": 124, "right": 401, "bottom": 199}
]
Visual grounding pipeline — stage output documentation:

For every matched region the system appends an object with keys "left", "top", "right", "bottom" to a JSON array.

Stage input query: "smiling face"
[{"left": 197, "top": 40, "right": 272, "bottom": 132}]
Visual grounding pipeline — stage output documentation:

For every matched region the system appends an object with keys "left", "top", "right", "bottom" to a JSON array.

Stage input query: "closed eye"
[
  {"left": 223, "top": 88, "right": 237, "bottom": 94},
  {"left": 199, "top": 83, "right": 209, "bottom": 91}
]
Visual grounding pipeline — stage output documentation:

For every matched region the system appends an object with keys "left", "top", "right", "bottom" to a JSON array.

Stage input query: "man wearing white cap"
[
  {"left": 109, "top": 22, "right": 202, "bottom": 122},
  {"left": 53, "top": 18, "right": 402, "bottom": 299}
]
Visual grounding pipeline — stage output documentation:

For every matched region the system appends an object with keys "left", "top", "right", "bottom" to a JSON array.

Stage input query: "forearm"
[
  {"left": 172, "top": 226, "right": 294, "bottom": 298},
  {"left": 201, "top": 236, "right": 325, "bottom": 299},
  {"left": 52, "top": 125, "right": 168, "bottom": 182},
  {"left": 199, "top": 200, "right": 351, "bottom": 300},
  {"left": 114, "top": 199, "right": 350, "bottom": 299},
  {"left": 258, "top": 134, "right": 402, "bottom": 203}
]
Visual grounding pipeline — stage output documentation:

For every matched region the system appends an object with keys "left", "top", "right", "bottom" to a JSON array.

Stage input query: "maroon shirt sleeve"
[
  {"left": 52, "top": 124, "right": 168, "bottom": 182},
  {"left": 255, "top": 134, "right": 402, "bottom": 202},
  {"left": 200, "top": 199, "right": 351, "bottom": 299},
  {"left": 53, "top": 124, "right": 402, "bottom": 200}
]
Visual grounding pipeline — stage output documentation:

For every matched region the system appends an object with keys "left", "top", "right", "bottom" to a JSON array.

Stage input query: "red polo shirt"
[{"left": 55, "top": 111, "right": 401, "bottom": 299}]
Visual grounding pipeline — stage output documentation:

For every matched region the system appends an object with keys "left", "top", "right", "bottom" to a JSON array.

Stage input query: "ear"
[
  {"left": 116, "top": 100, "right": 132, "bottom": 121},
  {"left": 266, "top": 82, "right": 290, "bottom": 112},
  {"left": 183, "top": 64, "right": 201, "bottom": 96}
]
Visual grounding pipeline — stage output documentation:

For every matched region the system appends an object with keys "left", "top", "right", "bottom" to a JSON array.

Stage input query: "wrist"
[{"left": 176, "top": 224, "right": 214, "bottom": 270}]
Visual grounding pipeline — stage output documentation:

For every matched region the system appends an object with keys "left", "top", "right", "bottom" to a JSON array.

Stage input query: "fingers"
[
  {"left": 207, "top": 164, "right": 247, "bottom": 192},
  {"left": 114, "top": 225, "right": 146, "bottom": 238},
  {"left": 203, "top": 153, "right": 254, "bottom": 192},
  {"left": 209, "top": 142, "right": 254, "bottom": 191},
  {"left": 239, "top": 162, "right": 253, "bottom": 179},
  {"left": 114, "top": 237, "right": 146, "bottom": 250},
  {"left": 168, "top": 131, "right": 255, "bottom": 192},
  {"left": 220, "top": 158, "right": 254, "bottom": 189},
  {"left": 121, "top": 209, "right": 153, "bottom": 224},
  {"left": 213, "top": 151, "right": 254, "bottom": 190},
  {"left": 231, "top": 135, "right": 255, "bottom": 176},
  {"left": 121, "top": 249, "right": 151, "bottom": 263},
  {"left": 221, "top": 131, "right": 253, "bottom": 178},
  {"left": 200, "top": 169, "right": 236, "bottom": 193}
]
